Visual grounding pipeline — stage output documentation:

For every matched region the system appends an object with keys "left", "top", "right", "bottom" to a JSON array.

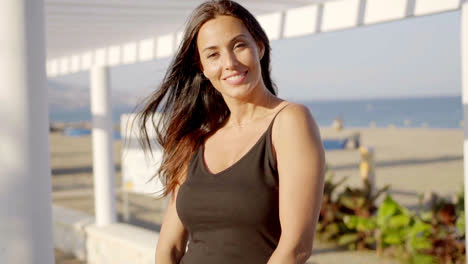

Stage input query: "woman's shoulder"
[
  {"left": 272, "top": 101, "right": 320, "bottom": 144},
  {"left": 276, "top": 101, "right": 315, "bottom": 125}
]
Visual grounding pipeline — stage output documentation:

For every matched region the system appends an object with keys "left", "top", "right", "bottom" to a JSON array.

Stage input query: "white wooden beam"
[
  {"left": 90, "top": 66, "right": 117, "bottom": 226},
  {"left": 460, "top": 0, "right": 468, "bottom": 259},
  {"left": 0, "top": 0, "right": 54, "bottom": 263},
  {"left": 46, "top": 0, "right": 463, "bottom": 77}
]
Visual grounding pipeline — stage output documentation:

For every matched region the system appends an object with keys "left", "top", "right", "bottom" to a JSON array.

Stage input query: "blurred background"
[{"left": 2, "top": 0, "right": 465, "bottom": 263}]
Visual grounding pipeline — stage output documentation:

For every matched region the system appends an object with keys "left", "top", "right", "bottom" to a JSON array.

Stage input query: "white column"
[
  {"left": 0, "top": 0, "right": 54, "bottom": 263},
  {"left": 90, "top": 66, "right": 117, "bottom": 226},
  {"left": 462, "top": 1, "right": 468, "bottom": 261}
]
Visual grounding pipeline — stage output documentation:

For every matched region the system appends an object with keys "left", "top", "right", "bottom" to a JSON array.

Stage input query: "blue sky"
[
  {"left": 49, "top": 10, "right": 461, "bottom": 109},
  {"left": 271, "top": 10, "right": 461, "bottom": 101}
]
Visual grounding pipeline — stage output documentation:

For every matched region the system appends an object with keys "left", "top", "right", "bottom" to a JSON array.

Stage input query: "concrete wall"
[
  {"left": 86, "top": 223, "right": 158, "bottom": 264},
  {"left": 120, "top": 113, "right": 165, "bottom": 196},
  {"left": 52, "top": 205, "right": 158, "bottom": 264},
  {"left": 52, "top": 205, "right": 93, "bottom": 260}
]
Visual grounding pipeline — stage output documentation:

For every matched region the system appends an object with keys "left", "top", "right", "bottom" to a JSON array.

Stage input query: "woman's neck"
[{"left": 223, "top": 88, "right": 281, "bottom": 128}]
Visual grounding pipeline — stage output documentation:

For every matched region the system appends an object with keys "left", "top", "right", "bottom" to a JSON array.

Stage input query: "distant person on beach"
[
  {"left": 136, "top": 1, "right": 325, "bottom": 263},
  {"left": 332, "top": 115, "right": 343, "bottom": 131}
]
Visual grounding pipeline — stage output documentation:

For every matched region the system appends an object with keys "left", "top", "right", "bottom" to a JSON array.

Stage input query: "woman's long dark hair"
[{"left": 136, "top": 0, "right": 277, "bottom": 199}]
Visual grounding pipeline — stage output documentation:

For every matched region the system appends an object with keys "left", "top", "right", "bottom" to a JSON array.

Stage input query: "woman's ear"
[
  {"left": 199, "top": 62, "right": 205, "bottom": 77},
  {"left": 257, "top": 41, "right": 265, "bottom": 60},
  {"left": 200, "top": 66, "right": 208, "bottom": 79}
]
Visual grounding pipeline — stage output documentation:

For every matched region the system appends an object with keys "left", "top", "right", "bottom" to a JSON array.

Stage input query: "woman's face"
[{"left": 197, "top": 15, "right": 265, "bottom": 100}]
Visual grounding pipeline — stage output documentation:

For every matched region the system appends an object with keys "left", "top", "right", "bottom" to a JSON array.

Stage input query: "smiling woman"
[
  {"left": 135, "top": 1, "right": 325, "bottom": 264},
  {"left": 197, "top": 16, "right": 265, "bottom": 99}
]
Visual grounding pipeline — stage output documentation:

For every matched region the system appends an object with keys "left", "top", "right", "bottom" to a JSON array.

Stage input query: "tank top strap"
[{"left": 267, "top": 103, "right": 291, "bottom": 130}]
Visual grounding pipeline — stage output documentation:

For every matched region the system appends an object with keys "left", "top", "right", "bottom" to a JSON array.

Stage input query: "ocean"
[
  {"left": 49, "top": 95, "right": 463, "bottom": 129},
  {"left": 301, "top": 96, "right": 462, "bottom": 129}
]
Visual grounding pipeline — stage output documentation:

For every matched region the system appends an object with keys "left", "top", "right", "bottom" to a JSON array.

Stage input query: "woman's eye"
[
  {"left": 235, "top": 43, "right": 246, "bottom": 49},
  {"left": 207, "top": 53, "right": 218, "bottom": 59}
]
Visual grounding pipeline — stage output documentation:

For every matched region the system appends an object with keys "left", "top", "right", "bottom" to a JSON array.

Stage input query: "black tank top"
[{"left": 176, "top": 104, "right": 290, "bottom": 264}]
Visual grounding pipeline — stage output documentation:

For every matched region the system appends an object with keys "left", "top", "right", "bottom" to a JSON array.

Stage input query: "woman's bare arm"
[
  {"left": 155, "top": 183, "right": 189, "bottom": 264},
  {"left": 267, "top": 103, "right": 325, "bottom": 264}
]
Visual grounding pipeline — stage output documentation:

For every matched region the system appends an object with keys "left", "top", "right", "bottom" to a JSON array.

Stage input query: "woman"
[{"left": 137, "top": 1, "right": 325, "bottom": 263}]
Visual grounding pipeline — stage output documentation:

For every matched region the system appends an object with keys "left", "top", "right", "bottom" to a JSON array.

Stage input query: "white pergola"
[{"left": 0, "top": 0, "right": 466, "bottom": 263}]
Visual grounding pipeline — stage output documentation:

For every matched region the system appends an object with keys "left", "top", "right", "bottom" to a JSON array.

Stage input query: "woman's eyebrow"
[
  {"left": 230, "top": 34, "right": 247, "bottom": 43},
  {"left": 202, "top": 46, "right": 217, "bottom": 53},
  {"left": 201, "top": 34, "right": 248, "bottom": 53}
]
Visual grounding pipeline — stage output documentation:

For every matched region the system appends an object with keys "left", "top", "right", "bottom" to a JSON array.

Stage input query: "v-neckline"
[{"left": 200, "top": 121, "right": 271, "bottom": 177}]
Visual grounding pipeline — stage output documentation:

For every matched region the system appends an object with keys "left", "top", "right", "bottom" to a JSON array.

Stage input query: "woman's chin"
[{"left": 223, "top": 85, "right": 255, "bottom": 99}]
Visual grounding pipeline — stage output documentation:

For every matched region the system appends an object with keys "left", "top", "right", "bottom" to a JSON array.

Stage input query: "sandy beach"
[
  {"left": 50, "top": 126, "right": 463, "bottom": 263},
  {"left": 321, "top": 127, "right": 463, "bottom": 208}
]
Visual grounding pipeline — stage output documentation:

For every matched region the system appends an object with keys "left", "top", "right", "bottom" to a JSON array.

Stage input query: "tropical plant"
[
  {"left": 336, "top": 177, "right": 389, "bottom": 250},
  {"left": 375, "top": 195, "right": 434, "bottom": 263},
  {"left": 317, "top": 166, "right": 466, "bottom": 264},
  {"left": 316, "top": 165, "right": 349, "bottom": 241},
  {"left": 418, "top": 190, "right": 465, "bottom": 264},
  {"left": 317, "top": 165, "right": 389, "bottom": 248}
]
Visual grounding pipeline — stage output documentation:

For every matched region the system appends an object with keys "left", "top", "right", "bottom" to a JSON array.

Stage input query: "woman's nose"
[{"left": 223, "top": 51, "right": 239, "bottom": 69}]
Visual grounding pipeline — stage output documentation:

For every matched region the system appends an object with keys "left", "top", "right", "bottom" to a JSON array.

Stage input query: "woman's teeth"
[{"left": 226, "top": 72, "right": 246, "bottom": 80}]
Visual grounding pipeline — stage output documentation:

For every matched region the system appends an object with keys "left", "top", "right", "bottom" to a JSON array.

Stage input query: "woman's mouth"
[{"left": 223, "top": 70, "right": 248, "bottom": 85}]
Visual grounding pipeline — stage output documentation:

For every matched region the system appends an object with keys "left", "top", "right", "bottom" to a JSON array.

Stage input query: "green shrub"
[{"left": 317, "top": 166, "right": 465, "bottom": 263}]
